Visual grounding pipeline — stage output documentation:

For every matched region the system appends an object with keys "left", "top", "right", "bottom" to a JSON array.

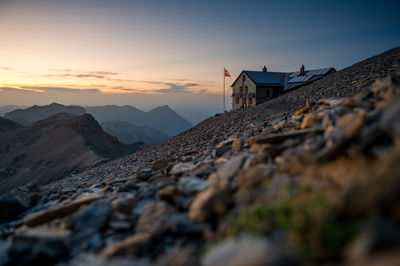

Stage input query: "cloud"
[
  {"left": 22, "top": 86, "right": 101, "bottom": 93},
  {"left": 0, "top": 66, "right": 11, "bottom": 71},
  {"left": 0, "top": 86, "right": 101, "bottom": 93},
  {"left": 150, "top": 82, "right": 200, "bottom": 94},
  {"left": 44, "top": 69, "right": 131, "bottom": 82},
  {"left": 0, "top": 86, "right": 44, "bottom": 93}
]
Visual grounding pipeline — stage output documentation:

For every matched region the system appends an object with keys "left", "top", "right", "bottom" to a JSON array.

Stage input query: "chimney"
[
  {"left": 300, "top": 65, "right": 305, "bottom": 76},
  {"left": 262, "top": 66, "right": 267, "bottom": 72}
]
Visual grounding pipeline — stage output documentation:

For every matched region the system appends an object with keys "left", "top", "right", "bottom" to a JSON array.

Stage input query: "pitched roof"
[
  {"left": 244, "top": 71, "right": 287, "bottom": 86},
  {"left": 231, "top": 68, "right": 336, "bottom": 90},
  {"left": 285, "top": 67, "right": 335, "bottom": 91}
]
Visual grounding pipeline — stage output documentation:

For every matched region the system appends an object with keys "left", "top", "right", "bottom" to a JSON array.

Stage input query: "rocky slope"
[
  {"left": 0, "top": 47, "right": 399, "bottom": 266},
  {"left": 0, "top": 113, "right": 143, "bottom": 195},
  {"left": 5, "top": 103, "right": 86, "bottom": 125},
  {"left": 100, "top": 121, "right": 169, "bottom": 146}
]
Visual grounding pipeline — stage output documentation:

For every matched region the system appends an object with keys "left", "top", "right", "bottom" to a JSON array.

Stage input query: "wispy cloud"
[
  {"left": 22, "top": 86, "right": 101, "bottom": 93},
  {"left": 0, "top": 66, "right": 11, "bottom": 71},
  {"left": 44, "top": 69, "right": 132, "bottom": 82},
  {"left": 0, "top": 86, "right": 44, "bottom": 93},
  {"left": 0, "top": 86, "right": 100, "bottom": 93}
]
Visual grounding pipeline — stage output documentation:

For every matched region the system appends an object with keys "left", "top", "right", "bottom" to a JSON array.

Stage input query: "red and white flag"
[{"left": 224, "top": 68, "right": 231, "bottom": 77}]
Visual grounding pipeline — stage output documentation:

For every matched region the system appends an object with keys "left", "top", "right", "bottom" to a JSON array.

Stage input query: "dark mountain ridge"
[
  {"left": 86, "top": 104, "right": 192, "bottom": 136},
  {"left": 4, "top": 102, "right": 86, "bottom": 125},
  {"left": 0, "top": 113, "right": 143, "bottom": 195},
  {"left": 100, "top": 120, "right": 169, "bottom": 146}
]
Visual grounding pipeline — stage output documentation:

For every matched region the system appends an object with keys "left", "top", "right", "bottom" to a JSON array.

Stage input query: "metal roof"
[
  {"left": 231, "top": 67, "right": 335, "bottom": 91},
  {"left": 244, "top": 71, "right": 287, "bottom": 86}
]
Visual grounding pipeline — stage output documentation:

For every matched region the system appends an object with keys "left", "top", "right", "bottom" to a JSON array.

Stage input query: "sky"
[{"left": 0, "top": 0, "right": 399, "bottom": 111}]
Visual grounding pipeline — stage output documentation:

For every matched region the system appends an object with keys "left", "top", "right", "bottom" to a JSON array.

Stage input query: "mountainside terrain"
[
  {"left": 100, "top": 120, "right": 169, "bottom": 146},
  {"left": 86, "top": 105, "right": 192, "bottom": 136},
  {"left": 4, "top": 103, "right": 86, "bottom": 125},
  {"left": 0, "top": 47, "right": 400, "bottom": 265},
  {"left": 0, "top": 113, "right": 143, "bottom": 195}
]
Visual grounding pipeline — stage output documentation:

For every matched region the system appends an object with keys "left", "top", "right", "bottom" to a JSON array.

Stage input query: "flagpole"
[{"left": 223, "top": 67, "right": 225, "bottom": 112}]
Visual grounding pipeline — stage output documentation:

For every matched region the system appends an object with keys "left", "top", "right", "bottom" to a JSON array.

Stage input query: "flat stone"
[
  {"left": 24, "top": 194, "right": 103, "bottom": 227},
  {"left": 101, "top": 232, "right": 153, "bottom": 257},
  {"left": 170, "top": 162, "right": 196, "bottom": 175},
  {"left": 238, "top": 164, "right": 274, "bottom": 190},
  {"left": 17, "top": 226, "right": 71, "bottom": 239},
  {"left": 179, "top": 176, "right": 209, "bottom": 194},
  {"left": 74, "top": 199, "right": 112, "bottom": 234},
  {"left": 337, "top": 112, "right": 365, "bottom": 136},
  {"left": 188, "top": 184, "right": 230, "bottom": 223},
  {"left": 212, "top": 141, "right": 232, "bottom": 158},
  {"left": 300, "top": 113, "right": 320, "bottom": 129},
  {"left": 217, "top": 154, "right": 245, "bottom": 180},
  {"left": 231, "top": 139, "right": 244, "bottom": 151},
  {"left": 381, "top": 95, "right": 400, "bottom": 137},
  {"left": 0, "top": 193, "right": 28, "bottom": 223},
  {"left": 131, "top": 199, "right": 154, "bottom": 216},
  {"left": 254, "top": 128, "right": 324, "bottom": 144},
  {"left": 202, "top": 235, "right": 300, "bottom": 266},
  {"left": 135, "top": 201, "right": 175, "bottom": 235}
]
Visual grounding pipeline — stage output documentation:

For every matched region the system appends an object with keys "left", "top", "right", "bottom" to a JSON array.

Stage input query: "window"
[
  {"left": 236, "top": 97, "right": 239, "bottom": 104},
  {"left": 249, "top": 98, "right": 252, "bottom": 104},
  {"left": 245, "top": 86, "right": 248, "bottom": 93},
  {"left": 242, "top": 98, "right": 247, "bottom": 105},
  {"left": 239, "top": 86, "right": 243, "bottom": 93},
  {"left": 242, "top": 75, "right": 246, "bottom": 82}
]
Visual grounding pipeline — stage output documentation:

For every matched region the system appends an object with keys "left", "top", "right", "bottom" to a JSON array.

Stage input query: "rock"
[
  {"left": 337, "top": 112, "right": 365, "bottom": 136},
  {"left": 300, "top": 113, "right": 320, "bottom": 129},
  {"left": 179, "top": 176, "right": 209, "bottom": 194},
  {"left": 74, "top": 199, "right": 112, "bottom": 234},
  {"left": 346, "top": 218, "right": 400, "bottom": 265},
  {"left": 231, "top": 139, "right": 244, "bottom": 151},
  {"left": 0, "top": 193, "right": 28, "bottom": 223},
  {"left": 111, "top": 193, "right": 137, "bottom": 214},
  {"left": 170, "top": 162, "right": 196, "bottom": 175},
  {"left": 189, "top": 163, "right": 215, "bottom": 177},
  {"left": 217, "top": 154, "right": 245, "bottom": 180},
  {"left": 136, "top": 168, "right": 154, "bottom": 180},
  {"left": 24, "top": 193, "right": 103, "bottom": 227},
  {"left": 131, "top": 199, "right": 155, "bottom": 216},
  {"left": 151, "top": 159, "right": 172, "bottom": 172},
  {"left": 157, "top": 246, "right": 199, "bottom": 266},
  {"left": 155, "top": 185, "right": 178, "bottom": 203},
  {"left": 101, "top": 232, "right": 153, "bottom": 257},
  {"left": 135, "top": 201, "right": 175, "bottom": 235},
  {"left": 167, "top": 213, "right": 202, "bottom": 236},
  {"left": 266, "top": 174, "right": 297, "bottom": 202},
  {"left": 188, "top": 183, "right": 230, "bottom": 223},
  {"left": 8, "top": 238, "right": 68, "bottom": 266},
  {"left": 202, "top": 235, "right": 300, "bottom": 266},
  {"left": 380, "top": 95, "right": 400, "bottom": 138},
  {"left": 254, "top": 128, "right": 323, "bottom": 144},
  {"left": 71, "top": 253, "right": 154, "bottom": 266},
  {"left": 0, "top": 241, "right": 11, "bottom": 266},
  {"left": 212, "top": 141, "right": 232, "bottom": 158},
  {"left": 339, "top": 147, "right": 400, "bottom": 221},
  {"left": 16, "top": 226, "right": 71, "bottom": 239},
  {"left": 237, "top": 164, "right": 274, "bottom": 190}
]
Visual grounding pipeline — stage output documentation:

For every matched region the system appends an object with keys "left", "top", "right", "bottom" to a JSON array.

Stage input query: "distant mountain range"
[
  {"left": 100, "top": 120, "right": 168, "bottom": 146},
  {"left": 4, "top": 103, "right": 193, "bottom": 138},
  {"left": 86, "top": 105, "right": 192, "bottom": 136},
  {"left": 4, "top": 103, "right": 86, "bottom": 125},
  {"left": 0, "top": 113, "right": 143, "bottom": 195}
]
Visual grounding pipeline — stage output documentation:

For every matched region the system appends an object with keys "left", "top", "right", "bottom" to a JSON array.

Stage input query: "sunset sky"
[{"left": 1, "top": 0, "right": 399, "bottom": 110}]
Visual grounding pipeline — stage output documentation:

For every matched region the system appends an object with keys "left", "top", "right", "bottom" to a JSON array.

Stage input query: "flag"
[{"left": 224, "top": 68, "right": 231, "bottom": 77}]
